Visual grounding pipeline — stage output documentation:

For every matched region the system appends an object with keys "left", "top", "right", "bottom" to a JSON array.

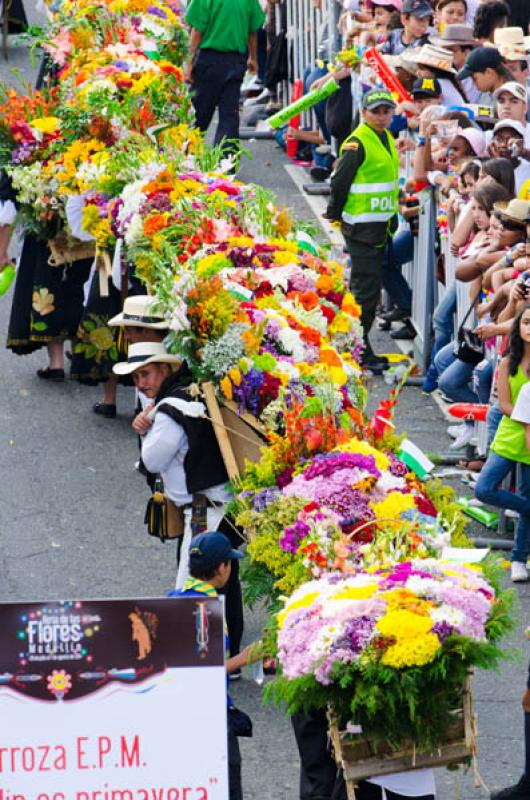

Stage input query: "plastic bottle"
[
  {"left": 251, "top": 659, "right": 264, "bottom": 685},
  {"left": 0, "top": 264, "right": 15, "bottom": 296}
]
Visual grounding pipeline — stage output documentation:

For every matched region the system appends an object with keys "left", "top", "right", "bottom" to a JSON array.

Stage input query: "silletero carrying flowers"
[{"left": 267, "top": 559, "right": 513, "bottom": 750}]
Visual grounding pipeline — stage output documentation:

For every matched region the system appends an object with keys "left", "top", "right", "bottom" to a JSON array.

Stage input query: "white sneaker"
[
  {"left": 447, "top": 423, "right": 465, "bottom": 439},
  {"left": 243, "top": 88, "right": 270, "bottom": 107},
  {"left": 450, "top": 425, "right": 474, "bottom": 450},
  {"left": 505, "top": 509, "right": 520, "bottom": 519},
  {"left": 511, "top": 561, "right": 528, "bottom": 582}
]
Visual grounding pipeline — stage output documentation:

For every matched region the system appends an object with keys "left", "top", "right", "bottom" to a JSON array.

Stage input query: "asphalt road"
[{"left": 0, "top": 13, "right": 529, "bottom": 799}]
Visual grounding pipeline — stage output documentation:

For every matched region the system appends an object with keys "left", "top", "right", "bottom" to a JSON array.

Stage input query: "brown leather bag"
[{"left": 165, "top": 496, "right": 185, "bottom": 538}]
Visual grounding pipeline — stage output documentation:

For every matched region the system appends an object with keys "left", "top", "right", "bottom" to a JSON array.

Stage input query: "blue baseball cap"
[{"left": 189, "top": 532, "right": 243, "bottom": 570}]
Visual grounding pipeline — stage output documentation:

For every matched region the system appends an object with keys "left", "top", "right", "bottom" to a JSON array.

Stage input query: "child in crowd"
[{"left": 379, "top": 0, "right": 432, "bottom": 55}]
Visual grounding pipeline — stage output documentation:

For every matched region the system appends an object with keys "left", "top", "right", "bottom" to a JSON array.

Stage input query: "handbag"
[
  {"left": 453, "top": 289, "right": 485, "bottom": 365},
  {"left": 144, "top": 476, "right": 184, "bottom": 541}
]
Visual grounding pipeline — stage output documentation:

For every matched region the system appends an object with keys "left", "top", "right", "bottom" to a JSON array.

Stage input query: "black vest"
[{"left": 154, "top": 368, "right": 229, "bottom": 494}]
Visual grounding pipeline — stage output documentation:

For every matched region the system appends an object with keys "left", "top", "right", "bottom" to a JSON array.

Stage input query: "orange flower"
[
  {"left": 298, "top": 291, "right": 320, "bottom": 311},
  {"left": 319, "top": 347, "right": 342, "bottom": 367},
  {"left": 299, "top": 326, "right": 321, "bottom": 346},
  {"left": 143, "top": 168, "right": 175, "bottom": 196},
  {"left": 143, "top": 214, "right": 170, "bottom": 237},
  {"left": 315, "top": 274, "right": 333, "bottom": 293}
]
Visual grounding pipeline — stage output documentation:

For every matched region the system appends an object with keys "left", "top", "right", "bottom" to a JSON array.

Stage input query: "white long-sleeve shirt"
[{"left": 141, "top": 412, "right": 230, "bottom": 507}]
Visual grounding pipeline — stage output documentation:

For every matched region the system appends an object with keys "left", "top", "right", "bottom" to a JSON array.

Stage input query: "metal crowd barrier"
[{"left": 409, "top": 188, "right": 436, "bottom": 371}]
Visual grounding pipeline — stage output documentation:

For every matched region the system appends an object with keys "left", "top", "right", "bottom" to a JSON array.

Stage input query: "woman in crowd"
[
  {"left": 475, "top": 303, "right": 530, "bottom": 582},
  {"left": 434, "top": 183, "right": 511, "bottom": 447}
]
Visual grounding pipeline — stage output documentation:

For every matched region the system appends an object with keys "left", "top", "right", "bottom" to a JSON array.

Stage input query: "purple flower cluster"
[
  {"left": 140, "top": 192, "right": 172, "bottom": 214},
  {"left": 251, "top": 486, "right": 281, "bottom": 512},
  {"left": 382, "top": 562, "right": 434, "bottom": 586},
  {"left": 344, "top": 615, "right": 376, "bottom": 654},
  {"left": 437, "top": 583, "right": 491, "bottom": 640},
  {"left": 386, "top": 451, "right": 410, "bottom": 477},
  {"left": 147, "top": 4, "right": 167, "bottom": 18},
  {"left": 431, "top": 621, "right": 454, "bottom": 642},
  {"left": 280, "top": 519, "right": 311, "bottom": 554},
  {"left": 233, "top": 368, "right": 267, "bottom": 415},
  {"left": 11, "top": 143, "right": 35, "bottom": 164},
  {"left": 302, "top": 452, "right": 380, "bottom": 481}
]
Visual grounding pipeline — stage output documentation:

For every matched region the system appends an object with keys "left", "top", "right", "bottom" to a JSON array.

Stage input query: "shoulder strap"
[
  {"left": 459, "top": 287, "right": 483, "bottom": 329},
  {"left": 149, "top": 396, "right": 206, "bottom": 421}
]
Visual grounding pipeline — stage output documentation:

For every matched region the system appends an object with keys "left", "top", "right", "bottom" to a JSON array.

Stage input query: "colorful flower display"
[
  {"left": 5, "top": 1, "right": 514, "bottom": 760},
  {"left": 237, "top": 436, "right": 470, "bottom": 600},
  {"left": 267, "top": 559, "right": 512, "bottom": 748}
]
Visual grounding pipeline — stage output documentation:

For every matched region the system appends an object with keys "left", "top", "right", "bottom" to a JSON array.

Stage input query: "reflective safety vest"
[{"left": 340, "top": 122, "right": 399, "bottom": 227}]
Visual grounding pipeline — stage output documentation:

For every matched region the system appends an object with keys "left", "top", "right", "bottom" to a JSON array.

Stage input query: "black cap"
[
  {"left": 412, "top": 77, "right": 442, "bottom": 98},
  {"left": 188, "top": 531, "right": 243, "bottom": 571},
  {"left": 402, "top": 0, "right": 433, "bottom": 17},
  {"left": 362, "top": 88, "right": 397, "bottom": 110},
  {"left": 457, "top": 46, "right": 503, "bottom": 80}
]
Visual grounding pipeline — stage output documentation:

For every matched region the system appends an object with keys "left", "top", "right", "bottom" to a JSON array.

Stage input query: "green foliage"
[
  {"left": 266, "top": 632, "right": 510, "bottom": 749},
  {"left": 425, "top": 477, "right": 472, "bottom": 547}
]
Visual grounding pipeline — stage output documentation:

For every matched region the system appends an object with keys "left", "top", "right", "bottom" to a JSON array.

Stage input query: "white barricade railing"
[{"left": 410, "top": 188, "right": 436, "bottom": 371}]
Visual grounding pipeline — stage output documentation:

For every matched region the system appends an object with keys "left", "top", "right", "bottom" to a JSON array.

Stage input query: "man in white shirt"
[
  {"left": 488, "top": 119, "right": 530, "bottom": 195},
  {"left": 492, "top": 81, "right": 530, "bottom": 145},
  {"left": 114, "top": 342, "right": 231, "bottom": 583}
]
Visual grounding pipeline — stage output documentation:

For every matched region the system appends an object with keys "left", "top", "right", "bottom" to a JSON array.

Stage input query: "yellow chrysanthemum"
[
  {"left": 370, "top": 491, "right": 416, "bottom": 521},
  {"left": 342, "top": 292, "right": 362, "bottom": 317},
  {"left": 381, "top": 633, "right": 441, "bottom": 668},
  {"left": 30, "top": 116, "right": 61, "bottom": 134},
  {"left": 376, "top": 609, "right": 432, "bottom": 639},
  {"left": 382, "top": 589, "right": 432, "bottom": 616},
  {"left": 334, "top": 438, "right": 390, "bottom": 470},
  {"left": 228, "top": 368, "right": 242, "bottom": 387},
  {"left": 328, "top": 312, "right": 352, "bottom": 335},
  {"left": 273, "top": 250, "right": 300, "bottom": 266},
  {"left": 331, "top": 584, "right": 378, "bottom": 601},
  {"left": 268, "top": 238, "right": 298, "bottom": 252},
  {"left": 220, "top": 376, "right": 232, "bottom": 401},
  {"left": 278, "top": 591, "right": 319, "bottom": 628}
]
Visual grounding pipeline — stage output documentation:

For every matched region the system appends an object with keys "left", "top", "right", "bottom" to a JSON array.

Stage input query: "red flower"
[
  {"left": 254, "top": 281, "right": 273, "bottom": 298},
  {"left": 414, "top": 495, "right": 438, "bottom": 517},
  {"left": 320, "top": 305, "right": 336, "bottom": 324}
]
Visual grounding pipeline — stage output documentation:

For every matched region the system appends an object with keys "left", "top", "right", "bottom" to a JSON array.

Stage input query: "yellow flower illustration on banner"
[{"left": 47, "top": 669, "right": 72, "bottom": 700}]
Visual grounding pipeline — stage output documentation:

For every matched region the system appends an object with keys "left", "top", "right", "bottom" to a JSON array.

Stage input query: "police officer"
[
  {"left": 184, "top": 0, "right": 265, "bottom": 159},
  {"left": 326, "top": 88, "right": 400, "bottom": 374}
]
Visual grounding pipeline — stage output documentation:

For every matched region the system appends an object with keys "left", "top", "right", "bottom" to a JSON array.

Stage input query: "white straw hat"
[
  {"left": 108, "top": 295, "right": 168, "bottom": 329},
  {"left": 113, "top": 342, "right": 182, "bottom": 376}
]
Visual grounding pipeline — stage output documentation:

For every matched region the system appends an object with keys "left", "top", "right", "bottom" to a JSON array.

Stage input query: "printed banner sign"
[{"left": 0, "top": 597, "right": 228, "bottom": 800}]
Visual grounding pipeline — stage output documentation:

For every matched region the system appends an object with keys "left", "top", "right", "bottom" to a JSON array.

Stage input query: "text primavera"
[{"left": 0, "top": 788, "right": 211, "bottom": 800}]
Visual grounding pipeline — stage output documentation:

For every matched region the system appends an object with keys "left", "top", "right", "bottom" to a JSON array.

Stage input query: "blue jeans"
[
  {"left": 381, "top": 229, "right": 413, "bottom": 313},
  {"left": 475, "top": 452, "right": 530, "bottom": 562},
  {"left": 424, "top": 283, "right": 457, "bottom": 383},
  {"left": 474, "top": 360, "right": 493, "bottom": 404},
  {"left": 435, "top": 342, "right": 477, "bottom": 404},
  {"left": 303, "top": 63, "right": 331, "bottom": 143},
  {"left": 487, "top": 404, "right": 503, "bottom": 447}
]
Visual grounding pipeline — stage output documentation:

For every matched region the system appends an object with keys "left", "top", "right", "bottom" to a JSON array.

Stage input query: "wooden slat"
[{"left": 202, "top": 382, "right": 240, "bottom": 481}]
